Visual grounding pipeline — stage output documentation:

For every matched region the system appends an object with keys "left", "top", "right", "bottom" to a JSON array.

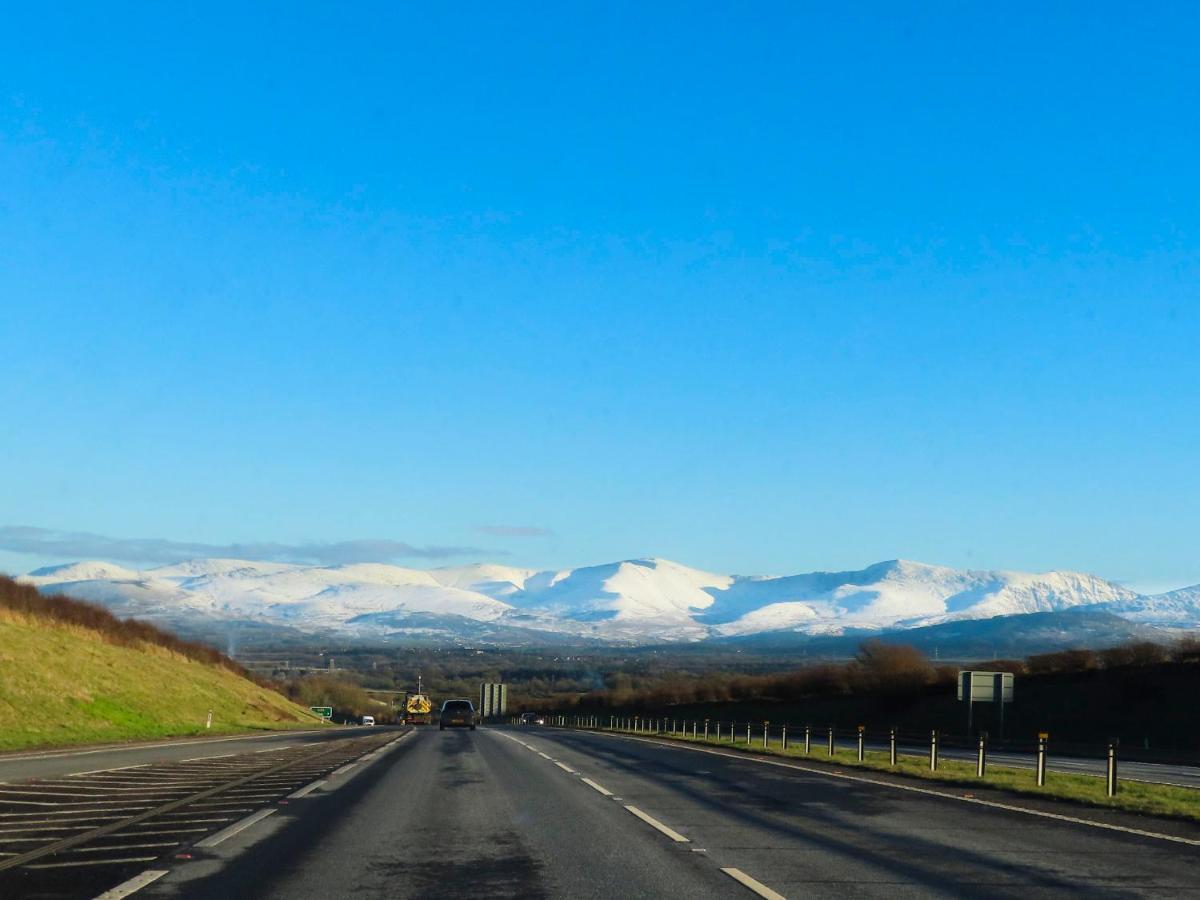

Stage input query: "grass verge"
[
  {"left": 602, "top": 727, "right": 1200, "bottom": 823},
  {"left": 0, "top": 607, "right": 323, "bottom": 751}
]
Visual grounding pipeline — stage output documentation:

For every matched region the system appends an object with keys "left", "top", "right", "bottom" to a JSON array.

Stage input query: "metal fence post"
[
  {"left": 704, "top": 719, "right": 710, "bottom": 741},
  {"left": 746, "top": 723, "right": 752, "bottom": 744},
  {"left": 930, "top": 729, "right": 939, "bottom": 771},
  {"left": 976, "top": 733, "right": 987, "bottom": 777},
  {"left": 804, "top": 725, "right": 811, "bottom": 756},
  {"left": 1106, "top": 742, "right": 1118, "bottom": 797},
  {"left": 889, "top": 727, "right": 897, "bottom": 766},
  {"left": 781, "top": 725, "right": 788, "bottom": 751},
  {"left": 828, "top": 726, "right": 835, "bottom": 757},
  {"left": 1036, "top": 733, "right": 1048, "bottom": 786},
  {"left": 856, "top": 726, "right": 865, "bottom": 761},
  {"left": 763, "top": 722, "right": 770, "bottom": 749}
]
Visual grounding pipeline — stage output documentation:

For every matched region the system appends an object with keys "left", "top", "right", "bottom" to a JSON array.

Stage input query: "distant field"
[{"left": 0, "top": 607, "right": 323, "bottom": 751}]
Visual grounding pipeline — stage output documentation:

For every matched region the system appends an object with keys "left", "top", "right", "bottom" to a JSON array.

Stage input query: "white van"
[{"left": 361, "top": 715, "right": 375, "bottom": 726}]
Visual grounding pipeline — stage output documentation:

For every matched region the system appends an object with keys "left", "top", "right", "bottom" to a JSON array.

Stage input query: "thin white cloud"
[{"left": 0, "top": 526, "right": 497, "bottom": 566}]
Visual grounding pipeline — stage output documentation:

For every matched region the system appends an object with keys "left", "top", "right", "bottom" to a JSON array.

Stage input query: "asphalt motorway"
[{"left": 124, "top": 725, "right": 1200, "bottom": 900}]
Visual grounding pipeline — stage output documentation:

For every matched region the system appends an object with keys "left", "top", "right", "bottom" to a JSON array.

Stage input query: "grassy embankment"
[
  {"left": 603, "top": 725, "right": 1200, "bottom": 822},
  {"left": 0, "top": 576, "right": 323, "bottom": 750}
]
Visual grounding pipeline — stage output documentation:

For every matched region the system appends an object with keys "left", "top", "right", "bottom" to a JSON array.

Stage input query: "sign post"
[
  {"left": 958, "top": 671, "right": 1014, "bottom": 738},
  {"left": 310, "top": 706, "right": 333, "bottom": 720}
]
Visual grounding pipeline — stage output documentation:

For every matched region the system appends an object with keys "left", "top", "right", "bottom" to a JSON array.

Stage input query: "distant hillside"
[
  {"left": 18, "top": 556, "right": 1200, "bottom": 647},
  {"left": 722, "top": 609, "right": 1171, "bottom": 658},
  {"left": 0, "top": 575, "right": 322, "bottom": 750}
]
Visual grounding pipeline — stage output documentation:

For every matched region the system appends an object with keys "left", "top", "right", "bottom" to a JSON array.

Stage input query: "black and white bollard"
[
  {"left": 889, "top": 727, "right": 897, "bottom": 766},
  {"left": 704, "top": 720, "right": 710, "bottom": 741},
  {"left": 976, "top": 733, "right": 987, "bottom": 777},
  {"left": 1036, "top": 733, "right": 1048, "bottom": 786},
  {"left": 857, "top": 726, "right": 865, "bottom": 761},
  {"left": 828, "top": 726, "right": 835, "bottom": 757},
  {"left": 929, "top": 729, "right": 939, "bottom": 771},
  {"left": 763, "top": 722, "right": 770, "bottom": 749},
  {"left": 781, "top": 725, "right": 788, "bottom": 751},
  {"left": 746, "top": 723, "right": 752, "bottom": 744},
  {"left": 805, "top": 725, "right": 812, "bottom": 756},
  {"left": 1106, "top": 742, "right": 1118, "bottom": 797}
]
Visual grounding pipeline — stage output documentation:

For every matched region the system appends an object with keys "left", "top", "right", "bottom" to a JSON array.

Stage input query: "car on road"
[
  {"left": 520, "top": 712, "right": 545, "bottom": 726},
  {"left": 439, "top": 699, "right": 476, "bottom": 731}
]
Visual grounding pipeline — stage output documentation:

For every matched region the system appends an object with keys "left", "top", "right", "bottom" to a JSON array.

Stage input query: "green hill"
[{"left": 0, "top": 576, "right": 323, "bottom": 750}]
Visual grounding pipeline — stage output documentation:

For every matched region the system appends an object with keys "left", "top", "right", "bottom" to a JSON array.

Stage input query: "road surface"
[
  {"left": 4, "top": 726, "right": 1198, "bottom": 898},
  {"left": 0, "top": 726, "right": 373, "bottom": 782}
]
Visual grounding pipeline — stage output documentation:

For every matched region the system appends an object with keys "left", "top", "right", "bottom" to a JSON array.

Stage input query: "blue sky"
[{"left": 1, "top": 4, "right": 1198, "bottom": 589}]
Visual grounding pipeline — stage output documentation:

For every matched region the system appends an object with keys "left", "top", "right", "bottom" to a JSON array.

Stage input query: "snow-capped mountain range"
[{"left": 18, "top": 557, "right": 1200, "bottom": 646}]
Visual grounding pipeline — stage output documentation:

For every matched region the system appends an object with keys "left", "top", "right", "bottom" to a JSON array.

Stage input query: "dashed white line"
[
  {"left": 593, "top": 731, "right": 1200, "bottom": 848},
  {"left": 90, "top": 868, "right": 169, "bottom": 899},
  {"left": 553, "top": 761, "right": 577, "bottom": 774},
  {"left": 624, "top": 805, "right": 689, "bottom": 842},
  {"left": 721, "top": 867, "right": 786, "bottom": 900},
  {"left": 194, "top": 808, "right": 278, "bottom": 848},
  {"left": 580, "top": 777, "right": 613, "bottom": 797}
]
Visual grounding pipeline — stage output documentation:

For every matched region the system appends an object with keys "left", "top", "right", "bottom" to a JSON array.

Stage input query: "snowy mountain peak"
[
  {"left": 18, "top": 556, "right": 1193, "bottom": 645},
  {"left": 26, "top": 560, "right": 142, "bottom": 583}
]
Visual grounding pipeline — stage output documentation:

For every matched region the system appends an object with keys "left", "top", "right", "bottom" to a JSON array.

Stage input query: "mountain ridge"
[{"left": 18, "top": 556, "right": 1199, "bottom": 647}]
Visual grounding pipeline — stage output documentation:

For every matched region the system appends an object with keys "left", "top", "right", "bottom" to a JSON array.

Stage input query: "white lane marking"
[
  {"left": 330, "top": 763, "right": 357, "bottom": 777},
  {"left": 624, "top": 805, "right": 689, "bottom": 842},
  {"left": 68, "top": 841, "right": 179, "bottom": 853},
  {"left": 26, "top": 856, "right": 160, "bottom": 869},
  {"left": 597, "top": 732, "right": 1200, "bottom": 848},
  {"left": 554, "top": 761, "right": 577, "bottom": 774},
  {"left": 194, "top": 808, "right": 278, "bottom": 847},
  {"left": 580, "top": 777, "right": 613, "bottom": 797},
  {"left": 287, "top": 780, "right": 327, "bottom": 799},
  {"left": 721, "top": 867, "right": 787, "bottom": 900},
  {"left": 537, "top": 752, "right": 552, "bottom": 760},
  {"left": 0, "top": 727, "right": 349, "bottom": 763},
  {"left": 180, "top": 754, "right": 236, "bottom": 762},
  {"left": 90, "top": 868, "right": 169, "bottom": 899},
  {"left": 68, "top": 765, "right": 149, "bottom": 778}
]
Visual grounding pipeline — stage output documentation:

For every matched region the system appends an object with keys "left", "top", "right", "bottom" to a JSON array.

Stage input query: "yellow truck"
[{"left": 405, "top": 692, "right": 432, "bottom": 725}]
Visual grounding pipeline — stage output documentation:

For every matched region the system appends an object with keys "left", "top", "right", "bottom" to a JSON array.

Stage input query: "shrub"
[{"left": 0, "top": 574, "right": 245, "bottom": 675}]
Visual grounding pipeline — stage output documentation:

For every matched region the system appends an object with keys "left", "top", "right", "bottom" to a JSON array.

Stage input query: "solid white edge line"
[
  {"left": 181, "top": 753, "right": 236, "bottom": 762},
  {"left": 286, "top": 780, "right": 327, "bottom": 799},
  {"left": 0, "top": 727, "right": 348, "bottom": 763},
  {"left": 194, "top": 808, "right": 278, "bottom": 848},
  {"left": 580, "top": 777, "right": 613, "bottom": 797},
  {"left": 624, "top": 805, "right": 689, "bottom": 842},
  {"left": 91, "top": 869, "right": 170, "bottom": 900},
  {"left": 721, "top": 867, "right": 787, "bottom": 900},
  {"left": 329, "top": 763, "right": 357, "bottom": 776},
  {"left": 69, "top": 765, "right": 150, "bottom": 778},
  {"left": 592, "top": 731, "right": 1200, "bottom": 848}
]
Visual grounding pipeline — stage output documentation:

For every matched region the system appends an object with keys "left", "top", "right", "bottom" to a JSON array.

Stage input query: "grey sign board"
[
  {"left": 957, "top": 671, "right": 1014, "bottom": 704},
  {"left": 479, "top": 682, "right": 508, "bottom": 718}
]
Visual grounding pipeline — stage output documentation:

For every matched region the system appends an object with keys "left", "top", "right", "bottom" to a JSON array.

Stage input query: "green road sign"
[{"left": 310, "top": 706, "right": 333, "bottom": 718}]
